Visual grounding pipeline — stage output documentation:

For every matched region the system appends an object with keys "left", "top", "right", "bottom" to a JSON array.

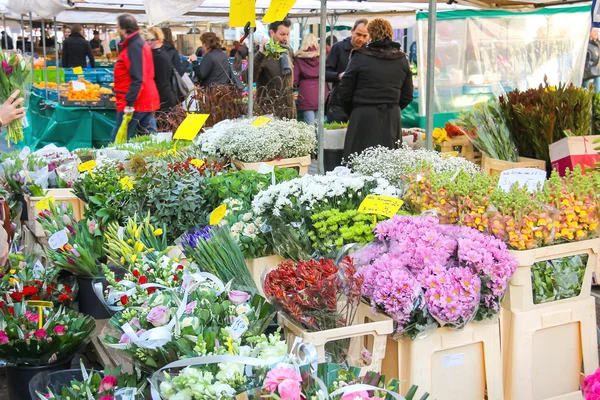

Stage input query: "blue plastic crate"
[
  {"left": 64, "top": 68, "right": 98, "bottom": 83},
  {"left": 96, "top": 68, "right": 113, "bottom": 83},
  {"left": 32, "top": 86, "right": 46, "bottom": 98},
  {"left": 46, "top": 89, "right": 59, "bottom": 102}
]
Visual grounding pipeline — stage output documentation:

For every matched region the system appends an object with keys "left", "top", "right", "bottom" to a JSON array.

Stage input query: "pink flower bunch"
[
  {"left": 340, "top": 392, "right": 385, "bottom": 400},
  {"left": 358, "top": 253, "right": 421, "bottom": 328},
  {"left": 263, "top": 367, "right": 303, "bottom": 400},
  {"left": 583, "top": 368, "right": 600, "bottom": 400},
  {"left": 419, "top": 266, "right": 481, "bottom": 327}
]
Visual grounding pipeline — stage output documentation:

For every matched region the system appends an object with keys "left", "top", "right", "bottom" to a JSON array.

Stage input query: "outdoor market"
[{"left": 0, "top": 0, "right": 599, "bottom": 399}]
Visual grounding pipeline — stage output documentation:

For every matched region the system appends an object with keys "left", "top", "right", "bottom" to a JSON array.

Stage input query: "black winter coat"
[
  {"left": 192, "top": 48, "right": 231, "bottom": 87},
  {"left": 62, "top": 32, "right": 95, "bottom": 68},
  {"left": 585, "top": 40, "right": 600, "bottom": 81},
  {"left": 162, "top": 41, "right": 185, "bottom": 76},
  {"left": 325, "top": 37, "right": 354, "bottom": 111},
  {"left": 152, "top": 47, "right": 178, "bottom": 112},
  {"left": 337, "top": 39, "right": 413, "bottom": 158}
]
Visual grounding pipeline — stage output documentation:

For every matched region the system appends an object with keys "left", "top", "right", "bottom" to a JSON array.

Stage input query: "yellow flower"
[
  {"left": 119, "top": 176, "right": 134, "bottom": 191},
  {"left": 227, "top": 337, "right": 234, "bottom": 355},
  {"left": 127, "top": 239, "right": 133, "bottom": 245},
  {"left": 131, "top": 255, "right": 137, "bottom": 263},
  {"left": 576, "top": 230, "right": 586, "bottom": 238},
  {"left": 190, "top": 159, "right": 205, "bottom": 168},
  {"left": 590, "top": 223, "right": 598, "bottom": 230},
  {"left": 537, "top": 219, "right": 546, "bottom": 226},
  {"left": 153, "top": 228, "right": 163, "bottom": 236},
  {"left": 120, "top": 257, "right": 125, "bottom": 264},
  {"left": 135, "top": 242, "right": 144, "bottom": 252},
  {"left": 9, "top": 269, "right": 16, "bottom": 274},
  {"left": 535, "top": 231, "right": 543, "bottom": 238}
]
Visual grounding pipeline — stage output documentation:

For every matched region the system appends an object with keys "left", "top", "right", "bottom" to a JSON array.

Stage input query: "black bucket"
[
  {"left": 324, "top": 149, "right": 344, "bottom": 172},
  {"left": 76, "top": 275, "right": 111, "bottom": 319},
  {"left": 7, "top": 358, "right": 72, "bottom": 400}
]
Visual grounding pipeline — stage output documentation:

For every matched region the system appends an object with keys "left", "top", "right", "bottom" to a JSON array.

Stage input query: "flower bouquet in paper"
[
  {"left": 0, "top": 53, "right": 31, "bottom": 144},
  {"left": 0, "top": 305, "right": 95, "bottom": 366}
]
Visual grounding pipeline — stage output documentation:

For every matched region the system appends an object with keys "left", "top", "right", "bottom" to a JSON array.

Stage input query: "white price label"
[
  {"left": 117, "top": 226, "right": 125, "bottom": 240},
  {"left": 18, "top": 146, "right": 30, "bottom": 161},
  {"left": 443, "top": 353, "right": 465, "bottom": 367},
  {"left": 498, "top": 168, "right": 546, "bottom": 193},
  {"left": 257, "top": 163, "right": 275, "bottom": 174},
  {"left": 33, "top": 260, "right": 45, "bottom": 278},
  {"left": 72, "top": 81, "right": 87, "bottom": 91},
  {"left": 48, "top": 230, "right": 69, "bottom": 250},
  {"left": 226, "top": 316, "right": 248, "bottom": 340}
]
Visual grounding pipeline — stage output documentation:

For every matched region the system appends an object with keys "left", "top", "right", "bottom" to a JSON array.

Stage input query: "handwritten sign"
[
  {"left": 35, "top": 196, "right": 55, "bottom": 211},
  {"left": 48, "top": 230, "right": 69, "bottom": 250},
  {"left": 18, "top": 146, "right": 30, "bottom": 161},
  {"left": 358, "top": 195, "right": 404, "bottom": 218},
  {"left": 72, "top": 66, "right": 83, "bottom": 75},
  {"left": 226, "top": 316, "right": 249, "bottom": 340},
  {"left": 257, "top": 162, "right": 275, "bottom": 174},
  {"left": 78, "top": 160, "right": 96, "bottom": 172},
  {"left": 262, "top": 0, "right": 296, "bottom": 23},
  {"left": 252, "top": 116, "right": 271, "bottom": 127},
  {"left": 498, "top": 168, "right": 546, "bottom": 193},
  {"left": 230, "top": 0, "right": 256, "bottom": 27},
  {"left": 173, "top": 114, "right": 210, "bottom": 141},
  {"left": 209, "top": 204, "right": 227, "bottom": 225}
]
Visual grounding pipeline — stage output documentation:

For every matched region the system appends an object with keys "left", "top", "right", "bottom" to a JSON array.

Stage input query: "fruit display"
[{"left": 60, "top": 79, "right": 103, "bottom": 102}]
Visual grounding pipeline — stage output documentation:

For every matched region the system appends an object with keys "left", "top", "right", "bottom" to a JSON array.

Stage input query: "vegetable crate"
[
  {"left": 481, "top": 153, "right": 546, "bottom": 176},
  {"left": 278, "top": 302, "right": 394, "bottom": 376},
  {"left": 373, "top": 314, "right": 503, "bottom": 400},
  {"left": 440, "top": 135, "right": 482, "bottom": 165},
  {"left": 245, "top": 255, "right": 283, "bottom": 296},
  {"left": 501, "top": 296, "right": 598, "bottom": 400},
  {"left": 232, "top": 155, "right": 312, "bottom": 176},
  {"left": 503, "top": 238, "right": 600, "bottom": 313},
  {"left": 25, "top": 189, "right": 85, "bottom": 238}
]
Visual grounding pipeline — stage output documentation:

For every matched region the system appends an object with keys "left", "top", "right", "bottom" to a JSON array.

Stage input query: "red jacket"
[{"left": 114, "top": 31, "right": 160, "bottom": 113}]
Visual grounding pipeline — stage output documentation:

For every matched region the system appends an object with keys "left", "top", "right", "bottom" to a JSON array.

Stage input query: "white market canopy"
[{"left": 1, "top": 0, "right": 589, "bottom": 26}]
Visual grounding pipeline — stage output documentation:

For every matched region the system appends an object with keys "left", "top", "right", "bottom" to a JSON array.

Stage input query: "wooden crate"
[
  {"left": 368, "top": 309, "right": 503, "bottom": 400},
  {"left": 245, "top": 255, "right": 284, "bottom": 296},
  {"left": 26, "top": 189, "right": 85, "bottom": 238},
  {"left": 232, "top": 155, "right": 311, "bottom": 176},
  {"left": 278, "top": 302, "right": 394, "bottom": 375},
  {"left": 481, "top": 153, "right": 546, "bottom": 176},
  {"left": 90, "top": 319, "right": 134, "bottom": 374},
  {"left": 440, "top": 135, "right": 482, "bottom": 164},
  {"left": 501, "top": 297, "right": 598, "bottom": 400},
  {"left": 503, "top": 238, "right": 600, "bottom": 313}
]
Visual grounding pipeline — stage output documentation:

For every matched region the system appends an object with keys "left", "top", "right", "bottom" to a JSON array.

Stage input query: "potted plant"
[
  {"left": 323, "top": 121, "right": 347, "bottom": 172},
  {"left": 0, "top": 305, "right": 95, "bottom": 400}
]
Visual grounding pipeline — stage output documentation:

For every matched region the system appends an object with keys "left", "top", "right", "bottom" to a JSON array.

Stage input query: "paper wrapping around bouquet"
[{"left": 550, "top": 135, "right": 599, "bottom": 176}]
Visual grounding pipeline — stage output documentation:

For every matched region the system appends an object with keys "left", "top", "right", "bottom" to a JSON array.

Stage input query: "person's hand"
[
  {"left": 259, "top": 37, "right": 269, "bottom": 54},
  {"left": 338, "top": 72, "right": 344, "bottom": 80},
  {"left": 124, "top": 106, "right": 134, "bottom": 115},
  {"left": 0, "top": 90, "right": 25, "bottom": 127},
  {"left": 189, "top": 54, "right": 198, "bottom": 62}
]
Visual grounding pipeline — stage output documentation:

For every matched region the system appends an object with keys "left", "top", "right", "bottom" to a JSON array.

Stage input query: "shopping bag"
[
  {"left": 115, "top": 113, "right": 133, "bottom": 144},
  {"left": 549, "top": 134, "right": 599, "bottom": 176}
]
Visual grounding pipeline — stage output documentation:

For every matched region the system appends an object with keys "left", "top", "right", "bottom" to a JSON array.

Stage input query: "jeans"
[
  {"left": 303, "top": 110, "right": 317, "bottom": 126},
  {"left": 111, "top": 111, "right": 157, "bottom": 142},
  {"left": 585, "top": 76, "right": 600, "bottom": 93}
]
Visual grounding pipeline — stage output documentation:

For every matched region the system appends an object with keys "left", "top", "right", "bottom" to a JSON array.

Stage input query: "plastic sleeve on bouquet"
[
  {"left": 265, "top": 216, "right": 315, "bottom": 261},
  {"left": 531, "top": 253, "right": 588, "bottom": 304}
]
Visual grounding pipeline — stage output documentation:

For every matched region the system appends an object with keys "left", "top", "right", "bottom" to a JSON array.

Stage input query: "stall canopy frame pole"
[
  {"left": 328, "top": 14, "right": 338, "bottom": 46},
  {"left": 317, "top": 0, "right": 327, "bottom": 174},
  {"left": 2, "top": 14, "right": 7, "bottom": 50},
  {"left": 248, "top": 28, "right": 254, "bottom": 118},
  {"left": 54, "top": 17, "right": 59, "bottom": 91},
  {"left": 29, "top": 13, "right": 34, "bottom": 83},
  {"left": 42, "top": 20, "right": 48, "bottom": 86},
  {"left": 193, "top": 24, "right": 197, "bottom": 54},
  {"left": 21, "top": 16, "right": 26, "bottom": 53},
  {"left": 425, "top": 0, "right": 436, "bottom": 150}
]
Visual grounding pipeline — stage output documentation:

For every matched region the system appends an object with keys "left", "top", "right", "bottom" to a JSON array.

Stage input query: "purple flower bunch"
[
  {"left": 181, "top": 226, "right": 212, "bottom": 249},
  {"left": 355, "top": 216, "right": 518, "bottom": 334}
]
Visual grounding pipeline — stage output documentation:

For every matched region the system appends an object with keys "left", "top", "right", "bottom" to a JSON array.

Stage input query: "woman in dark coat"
[
  {"left": 189, "top": 32, "right": 231, "bottom": 88},
  {"left": 62, "top": 24, "right": 95, "bottom": 69},
  {"left": 141, "top": 28, "right": 178, "bottom": 112},
  {"left": 161, "top": 27, "right": 185, "bottom": 76},
  {"left": 337, "top": 18, "right": 413, "bottom": 159},
  {"left": 294, "top": 33, "right": 327, "bottom": 126}
]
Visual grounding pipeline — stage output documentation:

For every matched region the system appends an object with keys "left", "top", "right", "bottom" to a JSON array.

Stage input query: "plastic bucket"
[
  {"left": 76, "top": 275, "right": 111, "bottom": 319},
  {"left": 7, "top": 358, "right": 72, "bottom": 400}
]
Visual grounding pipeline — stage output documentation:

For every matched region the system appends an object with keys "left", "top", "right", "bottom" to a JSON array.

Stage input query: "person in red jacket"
[{"left": 111, "top": 14, "right": 160, "bottom": 141}]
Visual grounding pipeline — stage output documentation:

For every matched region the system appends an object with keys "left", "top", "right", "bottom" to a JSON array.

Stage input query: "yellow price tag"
[
  {"left": 72, "top": 66, "right": 83, "bottom": 75},
  {"left": 78, "top": 160, "right": 97, "bottom": 172},
  {"left": 262, "top": 0, "right": 296, "bottom": 23},
  {"left": 252, "top": 116, "right": 271, "bottom": 127},
  {"left": 173, "top": 114, "right": 210, "bottom": 141},
  {"left": 209, "top": 204, "right": 227, "bottom": 225},
  {"left": 35, "top": 196, "right": 55, "bottom": 211},
  {"left": 358, "top": 195, "right": 404, "bottom": 218},
  {"left": 441, "top": 151, "right": 458, "bottom": 159},
  {"left": 229, "top": 0, "right": 256, "bottom": 27},
  {"left": 25, "top": 300, "right": 54, "bottom": 329},
  {"left": 190, "top": 159, "right": 205, "bottom": 168}
]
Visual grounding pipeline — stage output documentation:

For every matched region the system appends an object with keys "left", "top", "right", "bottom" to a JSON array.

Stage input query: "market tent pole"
[
  {"left": 193, "top": 23, "right": 197, "bottom": 53},
  {"left": 42, "top": 20, "right": 48, "bottom": 85},
  {"left": 29, "top": 12, "right": 34, "bottom": 83},
  {"left": 21, "top": 15, "right": 25, "bottom": 53},
  {"left": 424, "top": 0, "right": 436, "bottom": 150},
  {"left": 248, "top": 28, "right": 254, "bottom": 118},
  {"left": 54, "top": 17, "right": 59, "bottom": 91},
  {"left": 2, "top": 14, "right": 7, "bottom": 50},
  {"left": 317, "top": 0, "right": 327, "bottom": 174}
]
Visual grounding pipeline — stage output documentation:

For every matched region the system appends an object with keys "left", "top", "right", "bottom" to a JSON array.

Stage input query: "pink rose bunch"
[
  {"left": 583, "top": 368, "right": 600, "bottom": 400},
  {"left": 263, "top": 367, "right": 303, "bottom": 400},
  {"left": 340, "top": 392, "right": 385, "bottom": 400},
  {"left": 99, "top": 375, "right": 118, "bottom": 393}
]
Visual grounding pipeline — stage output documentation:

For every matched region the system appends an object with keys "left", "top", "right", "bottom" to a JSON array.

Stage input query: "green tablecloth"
[{"left": 23, "top": 94, "right": 116, "bottom": 151}]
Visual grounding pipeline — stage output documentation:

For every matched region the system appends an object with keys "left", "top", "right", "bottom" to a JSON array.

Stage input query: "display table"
[{"left": 23, "top": 94, "right": 116, "bottom": 151}]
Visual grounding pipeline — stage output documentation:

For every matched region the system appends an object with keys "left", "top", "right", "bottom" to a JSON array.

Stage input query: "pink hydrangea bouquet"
[
  {"left": 356, "top": 216, "right": 518, "bottom": 335},
  {"left": 583, "top": 368, "right": 600, "bottom": 400}
]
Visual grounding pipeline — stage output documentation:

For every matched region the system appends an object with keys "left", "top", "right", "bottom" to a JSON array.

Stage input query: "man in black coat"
[
  {"left": 90, "top": 30, "right": 104, "bottom": 55},
  {"left": 1, "top": 32, "right": 14, "bottom": 50},
  {"left": 325, "top": 19, "right": 369, "bottom": 123},
  {"left": 62, "top": 24, "right": 95, "bottom": 69}
]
